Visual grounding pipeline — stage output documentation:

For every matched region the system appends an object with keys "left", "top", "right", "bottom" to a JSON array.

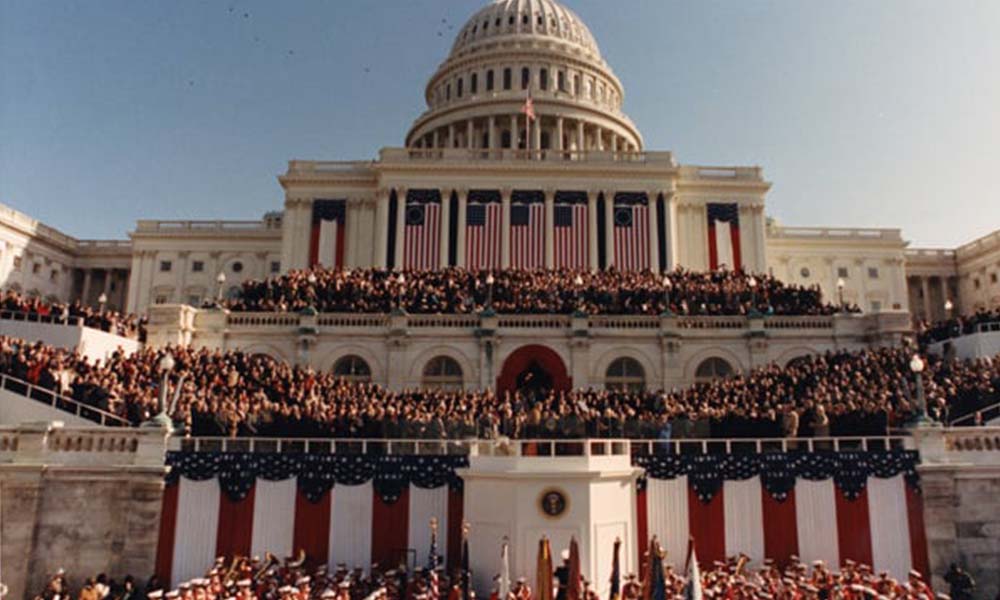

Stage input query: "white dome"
[
  {"left": 450, "top": 0, "right": 602, "bottom": 62},
  {"left": 406, "top": 0, "right": 643, "bottom": 152}
]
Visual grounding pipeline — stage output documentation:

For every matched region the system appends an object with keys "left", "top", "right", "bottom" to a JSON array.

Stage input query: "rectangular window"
[
  {"left": 270, "top": 261, "right": 281, "bottom": 273},
  {"left": 50, "top": 269, "right": 58, "bottom": 282},
  {"left": 867, "top": 267, "right": 879, "bottom": 279},
  {"left": 446, "top": 84, "right": 451, "bottom": 101},
  {"left": 192, "top": 261, "right": 204, "bottom": 272},
  {"left": 470, "top": 73, "right": 478, "bottom": 94},
  {"left": 503, "top": 68, "right": 512, "bottom": 90},
  {"left": 521, "top": 67, "right": 530, "bottom": 90},
  {"left": 160, "top": 261, "right": 172, "bottom": 272},
  {"left": 540, "top": 68, "right": 549, "bottom": 90},
  {"left": 155, "top": 295, "right": 168, "bottom": 305},
  {"left": 32, "top": 263, "right": 40, "bottom": 274},
  {"left": 574, "top": 75, "right": 581, "bottom": 96},
  {"left": 12, "top": 256, "right": 21, "bottom": 271},
  {"left": 558, "top": 71, "right": 566, "bottom": 92},
  {"left": 991, "top": 273, "right": 998, "bottom": 284},
  {"left": 837, "top": 267, "right": 849, "bottom": 278},
  {"left": 486, "top": 70, "right": 494, "bottom": 91},
  {"left": 974, "top": 278, "right": 981, "bottom": 290},
  {"left": 457, "top": 78, "right": 463, "bottom": 98}
]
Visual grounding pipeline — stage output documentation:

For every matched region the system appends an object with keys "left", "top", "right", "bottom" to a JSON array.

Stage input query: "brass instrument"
[{"left": 255, "top": 552, "right": 280, "bottom": 581}]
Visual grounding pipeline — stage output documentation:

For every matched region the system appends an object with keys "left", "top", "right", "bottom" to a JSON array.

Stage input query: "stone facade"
[{"left": 0, "top": 423, "right": 169, "bottom": 599}]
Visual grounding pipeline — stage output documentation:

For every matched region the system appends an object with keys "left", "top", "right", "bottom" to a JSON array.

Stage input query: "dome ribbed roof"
[{"left": 449, "top": 0, "right": 602, "bottom": 61}]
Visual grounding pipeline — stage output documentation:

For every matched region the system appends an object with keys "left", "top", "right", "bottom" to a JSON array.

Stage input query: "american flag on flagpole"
[
  {"left": 465, "top": 201, "right": 502, "bottom": 269},
  {"left": 554, "top": 202, "right": 588, "bottom": 270},
  {"left": 613, "top": 198, "right": 649, "bottom": 271},
  {"left": 510, "top": 201, "right": 545, "bottom": 269},
  {"left": 404, "top": 200, "right": 441, "bottom": 270},
  {"left": 428, "top": 518, "right": 441, "bottom": 600},
  {"left": 521, "top": 90, "right": 536, "bottom": 122}
]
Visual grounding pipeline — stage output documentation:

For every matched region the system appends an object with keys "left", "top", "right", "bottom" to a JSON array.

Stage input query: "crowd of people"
[
  {"left": 0, "top": 290, "right": 146, "bottom": 340},
  {"left": 224, "top": 268, "right": 857, "bottom": 317},
  {"left": 917, "top": 308, "right": 1000, "bottom": 345},
  {"left": 29, "top": 550, "right": 978, "bottom": 600},
  {"left": 2, "top": 331, "right": 997, "bottom": 438}
]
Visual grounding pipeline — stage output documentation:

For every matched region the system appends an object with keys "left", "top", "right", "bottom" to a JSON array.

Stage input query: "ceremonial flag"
[
  {"left": 500, "top": 538, "right": 510, "bottom": 600},
  {"left": 461, "top": 525, "right": 471, "bottom": 600},
  {"left": 613, "top": 199, "right": 649, "bottom": 271},
  {"left": 649, "top": 538, "right": 666, "bottom": 600},
  {"left": 536, "top": 537, "right": 553, "bottom": 600},
  {"left": 465, "top": 199, "right": 502, "bottom": 269},
  {"left": 510, "top": 201, "right": 545, "bottom": 269},
  {"left": 404, "top": 197, "right": 441, "bottom": 270},
  {"left": 554, "top": 201, "right": 588, "bottom": 270},
  {"left": 684, "top": 539, "right": 702, "bottom": 600},
  {"left": 429, "top": 519, "right": 441, "bottom": 600},
  {"left": 521, "top": 91, "right": 536, "bottom": 122},
  {"left": 309, "top": 200, "right": 346, "bottom": 268},
  {"left": 707, "top": 203, "right": 741, "bottom": 270},
  {"left": 609, "top": 538, "right": 621, "bottom": 600},
  {"left": 568, "top": 537, "right": 581, "bottom": 600}
]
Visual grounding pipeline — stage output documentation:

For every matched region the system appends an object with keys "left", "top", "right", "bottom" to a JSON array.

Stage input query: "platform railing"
[
  {"left": 0, "top": 372, "right": 130, "bottom": 427},
  {"left": 0, "top": 310, "right": 84, "bottom": 327},
  {"left": 171, "top": 435, "right": 910, "bottom": 456}
]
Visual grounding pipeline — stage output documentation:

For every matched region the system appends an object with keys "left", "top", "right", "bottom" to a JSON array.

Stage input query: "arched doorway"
[{"left": 496, "top": 344, "right": 570, "bottom": 396}]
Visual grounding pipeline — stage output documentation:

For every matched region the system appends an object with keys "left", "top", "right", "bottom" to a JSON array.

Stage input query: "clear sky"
[{"left": 2, "top": 0, "right": 998, "bottom": 248}]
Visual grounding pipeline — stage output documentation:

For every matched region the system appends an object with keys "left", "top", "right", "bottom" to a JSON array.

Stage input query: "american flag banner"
[
  {"left": 510, "top": 191, "right": 545, "bottom": 269},
  {"left": 404, "top": 191, "right": 442, "bottom": 270},
  {"left": 309, "top": 200, "right": 346, "bottom": 268},
  {"left": 465, "top": 191, "right": 502, "bottom": 269},
  {"left": 707, "top": 203, "right": 741, "bottom": 270},
  {"left": 429, "top": 520, "right": 441, "bottom": 600},
  {"left": 612, "top": 195, "right": 649, "bottom": 271},
  {"left": 554, "top": 193, "right": 589, "bottom": 270}
]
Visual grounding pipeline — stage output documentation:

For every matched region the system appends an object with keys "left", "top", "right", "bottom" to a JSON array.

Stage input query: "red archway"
[{"left": 496, "top": 344, "right": 571, "bottom": 394}]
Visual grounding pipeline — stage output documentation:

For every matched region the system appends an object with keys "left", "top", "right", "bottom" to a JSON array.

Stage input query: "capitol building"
[{"left": 1, "top": 0, "right": 998, "bottom": 381}]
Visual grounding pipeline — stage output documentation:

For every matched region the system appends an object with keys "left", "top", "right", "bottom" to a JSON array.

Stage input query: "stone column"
[
  {"left": 532, "top": 117, "right": 542, "bottom": 153},
  {"left": 440, "top": 189, "right": 452, "bottom": 268},
  {"left": 647, "top": 193, "right": 660, "bottom": 273},
  {"left": 611, "top": 134, "right": 618, "bottom": 153},
  {"left": 488, "top": 116, "right": 497, "bottom": 150},
  {"left": 921, "top": 276, "right": 932, "bottom": 320},
  {"left": 604, "top": 192, "right": 615, "bottom": 268},
  {"left": 467, "top": 120, "right": 475, "bottom": 149},
  {"left": 374, "top": 188, "right": 389, "bottom": 268},
  {"left": 176, "top": 251, "right": 189, "bottom": 304},
  {"left": 595, "top": 125, "right": 604, "bottom": 151},
  {"left": 588, "top": 190, "right": 599, "bottom": 271},
  {"left": 511, "top": 114, "right": 519, "bottom": 149},
  {"left": 577, "top": 121, "right": 585, "bottom": 154},
  {"left": 501, "top": 188, "right": 512, "bottom": 268},
  {"left": 544, "top": 189, "right": 555, "bottom": 268},
  {"left": 433, "top": 129, "right": 440, "bottom": 149},
  {"left": 663, "top": 193, "right": 677, "bottom": 270},
  {"left": 448, "top": 124, "right": 456, "bottom": 148},
  {"left": 394, "top": 187, "right": 407, "bottom": 270},
  {"left": 555, "top": 117, "right": 564, "bottom": 151},
  {"left": 938, "top": 276, "right": 949, "bottom": 319},
  {"left": 456, "top": 189, "right": 468, "bottom": 267},
  {"left": 81, "top": 269, "right": 93, "bottom": 305}
]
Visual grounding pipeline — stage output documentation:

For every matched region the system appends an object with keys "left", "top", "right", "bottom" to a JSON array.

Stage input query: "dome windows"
[
  {"left": 521, "top": 67, "right": 530, "bottom": 90},
  {"left": 540, "top": 68, "right": 549, "bottom": 90},
  {"left": 486, "top": 70, "right": 494, "bottom": 91},
  {"left": 470, "top": 72, "right": 478, "bottom": 95}
]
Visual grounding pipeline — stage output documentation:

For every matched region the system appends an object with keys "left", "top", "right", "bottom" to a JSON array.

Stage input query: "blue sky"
[{"left": 2, "top": 0, "right": 998, "bottom": 248}]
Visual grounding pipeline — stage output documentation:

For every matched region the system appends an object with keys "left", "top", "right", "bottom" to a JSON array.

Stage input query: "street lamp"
[
  {"left": 97, "top": 292, "right": 108, "bottom": 312},
  {"left": 909, "top": 353, "right": 931, "bottom": 425},
  {"left": 661, "top": 275, "right": 674, "bottom": 316},
  {"left": 143, "top": 352, "right": 176, "bottom": 430},
  {"left": 215, "top": 272, "right": 227, "bottom": 303},
  {"left": 747, "top": 275, "right": 759, "bottom": 316},
  {"left": 486, "top": 273, "right": 495, "bottom": 311},
  {"left": 836, "top": 277, "right": 846, "bottom": 310},
  {"left": 573, "top": 274, "right": 585, "bottom": 315},
  {"left": 944, "top": 299, "right": 954, "bottom": 317},
  {"left": 393, "top": 273, "right": 406, "bottom": 314}
]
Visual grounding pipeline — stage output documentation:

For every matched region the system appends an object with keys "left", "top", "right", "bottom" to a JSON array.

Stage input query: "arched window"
[
  {"left": 422, "top": 356, "right": 463, "bottom": 390},
  {"left": 695, "top": 357, "right": 734, "bottom": 382},
  {"left": 333, "top": 355, "right": 372, "bottom": 383},
  {"left": 605, "top": 357, "right": 646, "bottom": 392}
]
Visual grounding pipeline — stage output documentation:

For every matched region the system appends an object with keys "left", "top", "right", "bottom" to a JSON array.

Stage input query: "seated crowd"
[
  {"left": 0, "top": 290, "right": 146, "bottom": 340},
  {"left": 224, "top": 268, "right": 857, "bottom": 317},
  {"left": 918, "top": 308, "right": 1000, "bottom": 345},
  {"left": 32, "top": 550, "right": 962, "bottom": 600},
  {"left": 2, "top": 334, "right": 996, "bottom": 439}
]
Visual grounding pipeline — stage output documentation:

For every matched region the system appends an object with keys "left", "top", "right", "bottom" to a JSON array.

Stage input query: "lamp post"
[
  {"left": 836, "top": 277, "right": 846, "bottom": 310},
  {"left": 747, "top": 275, "right": 760, "bottom": 317},
  {"left": 573, "top": 274, "right": 586, "bottom": 316},
  {"left": 215, "top": 272, "right": 227, "bottom": 304},
  {"left": 944, "top": 299, "right": 954, "bottom": 318},
  {"left": 143, "top": 353, "right": 176, "bottom": 430},
  {"left": 661, "top": 275, "right": 673, "bottom": 316},
  {"left": 97, "top": 292, "right": 108, "bottom": 313},
  {"left": 393, "top": 273, "right": 406, "bottom": 314},
  {"left": 909, "top": 353, "right": 931, "bottom": 425},
  {"left": 486, "top": 273, "right": 495, "bottom": 312}
]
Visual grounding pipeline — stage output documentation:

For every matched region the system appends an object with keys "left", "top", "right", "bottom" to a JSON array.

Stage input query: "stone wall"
[
  {"left": 0, "top": 423, "right": 168, "bottom": 599},
  {"left": 915, "top": 427, "right": 1000, "bottom": 598}
]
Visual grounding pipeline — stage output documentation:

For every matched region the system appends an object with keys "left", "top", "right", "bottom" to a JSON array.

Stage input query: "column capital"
[
  {"left": 395, "top": 186, "right": 409, "bottom": 199},
  {"left": 500, "top": 187, "right": 513, "bottom": 200},
  {"left": 543, "top": 187, "right": 556, "bottom": 199}
]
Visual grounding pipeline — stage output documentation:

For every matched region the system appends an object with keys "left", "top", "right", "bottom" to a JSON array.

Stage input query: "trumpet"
[
  {"left": 256, "top": 552, "right": 280, "bottom": 581},
  {"left": 223, "top": 556, "right": 248, "bottom": 587}
]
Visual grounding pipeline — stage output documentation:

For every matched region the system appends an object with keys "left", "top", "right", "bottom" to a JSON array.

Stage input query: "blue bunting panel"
[{"left": 166, "top": 449, "right": 919, "bottom": 505}]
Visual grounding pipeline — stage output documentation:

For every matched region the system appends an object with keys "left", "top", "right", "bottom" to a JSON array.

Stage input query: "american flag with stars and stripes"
[
  {"left": 428, "top": 519, "right": 441, "bottom": 600},
  {"left": 465, "top": 202, "right": 502, "bottom": 269},
  {"left": 510, "top": 202, "right": 545, "bottom": 269},
  {"left": 613, "top": 200, "right": 649, "bottom": 271},
  {"left": 404, "top": 201, "right": 441, "bottom": 270},
  {"left": 554, "top": 202, "right": 588, "bottom": 270}
]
